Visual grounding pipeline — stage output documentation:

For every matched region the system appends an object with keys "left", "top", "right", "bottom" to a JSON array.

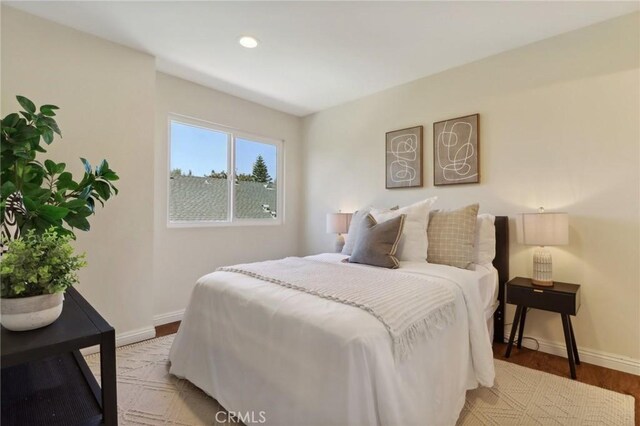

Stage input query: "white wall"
[
  {"left": 302, "top": 13, "right": 640, "bottom": 369},
  {"left": 153, "top": 73, "right": 302, "bottom": 321},
  {"left": 1, "top": 7, "right": 303, "bottom": 340},
  {"left": 1, "top": 7, "right": 157, "bottom": 341}
]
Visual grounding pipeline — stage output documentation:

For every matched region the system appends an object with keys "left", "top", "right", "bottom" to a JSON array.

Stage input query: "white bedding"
[
  {"left": 403, "top": 260, "right": 499, "bottom": 343},
  {"left": 404, "top": 260, "right": 499, "bottom": 320},
  {"left": 169, "top": 254, "right": 496, "bottom": 426}
]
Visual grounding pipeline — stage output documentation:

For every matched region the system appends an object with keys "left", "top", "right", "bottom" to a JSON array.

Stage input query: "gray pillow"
[
  {"left": 427, "top": 203, "right": 479, "bottom": 270},
  {"left": 341, "top": 206, "right": 400, "bottom": 255},
  {"left": 348, "top": 214, "right": 405, "bottom": 269},
  {"left": 341, "top": 208, "right": 370, "bottom": 255}
]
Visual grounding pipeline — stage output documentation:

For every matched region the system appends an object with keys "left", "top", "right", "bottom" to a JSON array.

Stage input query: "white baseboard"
[
  {"left": 80, "top": 310, "right": 184, "bottom": 356},
  {"left": 116, "top": 326, "right": 157, "bottom": 347},
  {"left": 81, "top": 311, "right": 182, "bottom": 356},
  {"left": 504, "top": 325, "right": 640, "bottom": 376},
  {"left": 80, "top": 325, "right": 156, "bottom": 356},
  {"left": 153, "top": 309, "right": 185, "bottom": 326}
]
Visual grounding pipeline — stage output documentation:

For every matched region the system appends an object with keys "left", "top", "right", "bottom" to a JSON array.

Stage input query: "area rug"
[{"left": 85, "top": 335, "right": 634, "bottom": 425}]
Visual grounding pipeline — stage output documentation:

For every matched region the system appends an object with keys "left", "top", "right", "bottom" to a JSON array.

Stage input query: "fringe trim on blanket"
[{"left": 391, "top": 302, "right": 455, "bottom": 361}]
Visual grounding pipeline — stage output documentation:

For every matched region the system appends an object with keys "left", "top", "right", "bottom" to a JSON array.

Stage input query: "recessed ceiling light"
[{"left": 239, "top": 36, "right": 259, "bottom": 49}]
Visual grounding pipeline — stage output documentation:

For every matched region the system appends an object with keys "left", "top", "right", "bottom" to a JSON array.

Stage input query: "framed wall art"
[
  {"left": 433, "top": 114, "right": 479, "bottom": 186},
  {"left": 385, "top": 126, "right": 423, "bottom": 189}
]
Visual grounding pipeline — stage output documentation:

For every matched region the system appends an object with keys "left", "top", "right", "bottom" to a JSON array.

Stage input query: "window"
[{"left": 168, "top": 116, "right": 282, "bottom": 226}]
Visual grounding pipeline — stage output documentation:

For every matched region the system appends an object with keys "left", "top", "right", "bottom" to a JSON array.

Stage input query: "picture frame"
[
  {"left": 385, "top": 126, "right": 423, "bottom": 189},
  {"left": 433, "top": 114, "right": 479, "bottom": 186}
]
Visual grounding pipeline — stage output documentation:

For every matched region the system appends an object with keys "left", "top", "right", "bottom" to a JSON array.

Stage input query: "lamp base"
[
  {"left": 335, "top": 234, "right": 345, "bottom": 253},
  {"left": 532, "top": 247, "right": 554, "bottom": 287},
  {"left": 531, "top": 278, "right": 554, "bottom": 287}
]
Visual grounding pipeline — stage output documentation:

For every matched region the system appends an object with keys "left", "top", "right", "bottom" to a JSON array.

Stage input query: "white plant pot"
[{"left": 1, "top": 292, "right": 64, "bottom": 331}]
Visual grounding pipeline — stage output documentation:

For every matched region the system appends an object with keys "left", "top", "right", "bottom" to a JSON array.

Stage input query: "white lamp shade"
[
  {"left": 517, "top": 212, "right": 569, "bottom": 246},
  {"left": 326, "top": 213, "right": 352, "bottom": 234}
]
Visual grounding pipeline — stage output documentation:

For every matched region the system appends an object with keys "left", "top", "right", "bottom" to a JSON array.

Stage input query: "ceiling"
[{"left": 6, "top": 1, "right": 638, "bottom": 116}]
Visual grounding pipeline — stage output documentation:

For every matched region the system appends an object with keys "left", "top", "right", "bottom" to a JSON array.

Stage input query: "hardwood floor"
[
  {"left": 155, "top": 321, "right": 180, "bottom": 337},
  {"left": 156, "top": 321, "right": 638, "bottom": 423}
]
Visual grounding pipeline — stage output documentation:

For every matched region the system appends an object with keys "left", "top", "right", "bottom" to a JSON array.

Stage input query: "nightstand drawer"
[{"left": 507, "top": 284, "right": 579, "bottom": 315}]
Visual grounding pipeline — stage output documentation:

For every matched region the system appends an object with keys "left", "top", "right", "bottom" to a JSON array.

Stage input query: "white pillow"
[
  {"left": 370, "top": 197, "right": 437, "bottom": 261},
  {"left": 473, "top": 214, "right": 496, "bottom": 265}
]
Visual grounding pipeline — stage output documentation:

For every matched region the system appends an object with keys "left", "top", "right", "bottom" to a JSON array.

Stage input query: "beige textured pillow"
[
  {"left": 427, "top": 204, "right": 479, "bottom": 270},
  {"left": 348, "top": 214, "right": 405, "bottom": 269}
]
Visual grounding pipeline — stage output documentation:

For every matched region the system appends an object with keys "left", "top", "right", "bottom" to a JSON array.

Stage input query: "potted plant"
[
  {"left": 0, "top": 96, "right": 119, "bottom": 331},
  {"left": 0, "top": 228, "right": 86, "bottom": 330}
]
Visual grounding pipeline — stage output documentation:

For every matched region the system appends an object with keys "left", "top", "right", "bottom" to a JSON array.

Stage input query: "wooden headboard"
[{"left": 492, "top": 216, "right": 510, "bottom": 343}]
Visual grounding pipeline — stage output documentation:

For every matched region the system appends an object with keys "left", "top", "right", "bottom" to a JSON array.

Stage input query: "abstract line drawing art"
[
  {"left": 433, "top": 114, "right": 479, "bottom": 186},
  {"left": 385, "top": 126, "right": 423, "bottom": 189}
]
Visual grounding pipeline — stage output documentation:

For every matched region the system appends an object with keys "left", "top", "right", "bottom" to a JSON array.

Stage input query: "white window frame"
[{"left": 167, "top": 113, "right": 284, "bottom": 228}]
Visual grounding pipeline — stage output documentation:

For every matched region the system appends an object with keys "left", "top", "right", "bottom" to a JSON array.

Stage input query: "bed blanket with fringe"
[{"left": 219, "top": 257, "right": 455, "bottom": 361}]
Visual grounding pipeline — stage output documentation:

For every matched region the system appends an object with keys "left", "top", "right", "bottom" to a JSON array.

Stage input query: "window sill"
[{"left": 167, "top": 219, "right": 283, "bottom": 229}]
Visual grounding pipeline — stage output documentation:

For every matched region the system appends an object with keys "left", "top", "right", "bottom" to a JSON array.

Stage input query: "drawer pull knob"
[{"left": 533, "top": 289, "right": 544, "bottom": 293}]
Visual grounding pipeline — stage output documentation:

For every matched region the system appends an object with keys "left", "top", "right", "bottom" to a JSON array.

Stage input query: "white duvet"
[{"left": 169, "top": 254, "right": 496, "bottom": 426}]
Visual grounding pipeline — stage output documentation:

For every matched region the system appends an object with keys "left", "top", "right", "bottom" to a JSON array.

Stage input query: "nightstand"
[{"left": 504, "top": 276, "right": 581, "bottom": 379}]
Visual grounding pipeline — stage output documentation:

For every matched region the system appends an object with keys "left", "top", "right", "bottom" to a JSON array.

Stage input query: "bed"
[{"left": 169, "top": 216, "right": 509, "bottom": 425}]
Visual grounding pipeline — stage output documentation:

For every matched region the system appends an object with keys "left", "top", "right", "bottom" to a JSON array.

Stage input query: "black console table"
[{"left": 1, "top": 287, "right": 117, "bottom": 425}]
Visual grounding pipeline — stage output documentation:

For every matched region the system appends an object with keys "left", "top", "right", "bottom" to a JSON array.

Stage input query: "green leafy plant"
[
  {"left": 1, "top": 96, "right": 119, "bottom": 237},
  {"left": 1, "top": 228, "right": 87, "bottom": 298}
]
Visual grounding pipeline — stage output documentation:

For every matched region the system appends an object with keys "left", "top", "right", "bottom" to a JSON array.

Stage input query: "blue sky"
[{"left": 170, "top": 122, "right": 277, "bottom": 179}]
